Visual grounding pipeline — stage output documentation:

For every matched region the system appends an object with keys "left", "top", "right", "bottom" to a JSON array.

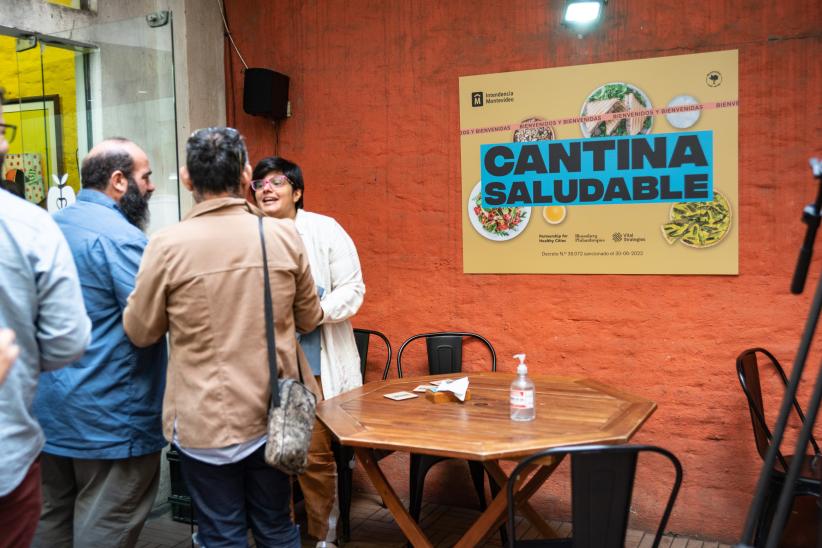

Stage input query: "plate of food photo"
[
  {"left": 661, "top": 191, "right": 732, "bottom": 248},
  {"left": 467, "top": 182, "right": 531, "bottom": 242},
  {"left": 579, "top": 82, "right": 654, "bottom": 138},
  {"left": 513, "top": 117, "right": 555, "bottom": 142}
]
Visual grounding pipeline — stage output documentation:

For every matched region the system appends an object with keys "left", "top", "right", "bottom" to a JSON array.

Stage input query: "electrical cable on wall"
[
  {"left": 216, "top": 0, "right": 248, "bottom": 70},
  {"left": 218, "top": 0, "right": 243, "bottom": 126},
  {"left": 226, "top": 24, "right": 237, "bottom": 126}
]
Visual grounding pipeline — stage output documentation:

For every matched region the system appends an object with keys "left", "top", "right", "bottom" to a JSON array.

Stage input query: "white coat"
[{"left": 295, "top": 209, "right": 365, "bottom": 398}]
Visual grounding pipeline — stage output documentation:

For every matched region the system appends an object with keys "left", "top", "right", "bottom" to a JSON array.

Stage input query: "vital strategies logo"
[{"left": 471, "top": 90, "right": 514, "bottom": 107}]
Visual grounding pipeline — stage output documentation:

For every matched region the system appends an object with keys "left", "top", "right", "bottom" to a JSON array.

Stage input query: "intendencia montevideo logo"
[
  {"left": 480, "top": 131, "right": 714, "bottom": 207},
  {"left": 472, "top": 91, "right": 514, "bottom": 108}
]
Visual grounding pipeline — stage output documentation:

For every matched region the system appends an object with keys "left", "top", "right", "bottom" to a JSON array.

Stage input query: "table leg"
[
  {"left": 353, "top": 447, "right": 433, "bottom": 548},
  {"left": 485, "top": 460, "right": 562, "bottom": 539},
  {"left": 452, "top": 471, "right": 511, "bottom": 548},
  {"left": 452, "top": 458, "right": 561, "bottom": 548}
]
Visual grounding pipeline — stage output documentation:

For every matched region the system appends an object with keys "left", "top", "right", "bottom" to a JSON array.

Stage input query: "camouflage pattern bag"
[
  {"left": 258, "top": 216, "right": 317, "bottom": 475},
  {"left": 265, "top": 378, "right": 317, "bottom": 474}
]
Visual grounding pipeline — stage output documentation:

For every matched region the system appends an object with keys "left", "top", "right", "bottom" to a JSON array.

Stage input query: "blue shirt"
[
  {"left": 0, "top": 189, "right": 91, "bottom": 495},
  {"left": 297, "top": 286, "right": 324, "bottom": 376},
  {"left": 34, "top": 189, "right": 167, "bottom": 459}
]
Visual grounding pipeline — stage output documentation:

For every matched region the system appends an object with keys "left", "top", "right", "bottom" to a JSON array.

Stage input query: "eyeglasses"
[
  {"left": 0, "top": 123, "right": 17, "bottom": 143},
  {"left": 251, "top": 175, "right": 292, "bottom": 191}
]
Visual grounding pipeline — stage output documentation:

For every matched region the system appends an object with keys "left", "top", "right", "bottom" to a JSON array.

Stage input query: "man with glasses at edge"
[{"left": 0, "top": 88, "right": 91, "bottom": 548}]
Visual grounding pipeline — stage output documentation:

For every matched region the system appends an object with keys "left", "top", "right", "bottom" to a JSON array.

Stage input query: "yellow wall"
[
  {"left": 46, "top": 0, "right": 80, "bottom": 8},
  {"left": 0, "top": 35, "right": 80, "bottom": 196}
]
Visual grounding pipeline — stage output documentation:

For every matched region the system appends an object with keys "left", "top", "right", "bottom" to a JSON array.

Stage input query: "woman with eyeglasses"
[{"left": 249, "top": 156, "right": 364, "bottom": 548}]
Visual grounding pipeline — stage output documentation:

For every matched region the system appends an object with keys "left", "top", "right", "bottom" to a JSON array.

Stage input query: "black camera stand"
[{"left": 738, "top": 157, "right": 822, "bottom": 548}]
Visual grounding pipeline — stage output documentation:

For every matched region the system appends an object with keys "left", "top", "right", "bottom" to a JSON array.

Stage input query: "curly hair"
[{"left": 186, "top": 127, "right": 248, "bottom": 195}]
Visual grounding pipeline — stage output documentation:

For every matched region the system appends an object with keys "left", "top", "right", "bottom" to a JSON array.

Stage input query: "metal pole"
[
  {"left": 738, "top": 272, "right": 822, "bottom": 545},
  {"left": 764, "top": 362, "right": 822, "bottom": 548},
  {"left": 739, "top": 159, "right": 822, "bottom": 546}
]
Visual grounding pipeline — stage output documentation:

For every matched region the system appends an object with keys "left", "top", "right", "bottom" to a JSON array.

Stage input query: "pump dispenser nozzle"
[{"left": 513, "top": 353, "right": 527, "bottom": 375}]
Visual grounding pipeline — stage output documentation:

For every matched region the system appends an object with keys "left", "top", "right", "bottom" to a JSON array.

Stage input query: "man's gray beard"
[{"left": 119, "top": 177, "right": 151, "bottom": 230}]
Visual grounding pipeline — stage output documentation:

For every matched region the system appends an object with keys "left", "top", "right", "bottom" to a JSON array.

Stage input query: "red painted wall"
[{"left": 225, "top": 0, "right": 822, "bottom": 541}]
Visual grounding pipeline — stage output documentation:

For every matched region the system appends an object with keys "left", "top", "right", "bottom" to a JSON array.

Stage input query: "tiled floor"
[{"left": 136, "top": 492, "right": 732, "bottom": 548}]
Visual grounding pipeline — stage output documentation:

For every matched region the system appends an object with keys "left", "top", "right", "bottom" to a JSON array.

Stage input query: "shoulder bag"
[{"left": 258, "top": 216, "right": 317, "bottom": 475}]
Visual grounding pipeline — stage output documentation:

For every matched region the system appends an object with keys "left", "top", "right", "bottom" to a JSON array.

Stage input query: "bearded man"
[{"left": 32, "top": 138, "right": 168, "bottom": 548}]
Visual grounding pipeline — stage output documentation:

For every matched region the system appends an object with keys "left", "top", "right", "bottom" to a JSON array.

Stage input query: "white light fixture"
[{"left": 563, "top": 0, "right": 606, "bottom": 29}]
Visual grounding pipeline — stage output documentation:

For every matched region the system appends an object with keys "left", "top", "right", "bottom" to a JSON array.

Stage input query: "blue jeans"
[{"left": 179, "top": 445, "right": 299, "bottom": 548}]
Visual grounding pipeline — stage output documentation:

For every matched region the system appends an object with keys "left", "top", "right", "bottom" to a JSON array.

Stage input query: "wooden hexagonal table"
[{"left": 317, "top": 371, "right": 656, "bottom": 547}]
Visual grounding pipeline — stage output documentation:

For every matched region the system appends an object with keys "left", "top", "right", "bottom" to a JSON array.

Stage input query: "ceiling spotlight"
[{"left": 563, "top": 0, "right": 606, "bottom": 29}]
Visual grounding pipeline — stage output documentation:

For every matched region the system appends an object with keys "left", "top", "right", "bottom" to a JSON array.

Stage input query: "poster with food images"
[{"left": 459, "top": 50, "right": 738, "bottom": 274}]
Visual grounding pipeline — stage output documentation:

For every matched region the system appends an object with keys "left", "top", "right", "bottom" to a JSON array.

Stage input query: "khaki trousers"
[
  {"left": 32, "top": 451, "right": 160, "bottom": 548},
  {"left": 297, "top": 377, "right": 339, "bottom": 541}
]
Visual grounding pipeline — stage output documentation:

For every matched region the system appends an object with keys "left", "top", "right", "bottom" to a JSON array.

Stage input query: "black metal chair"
[
  {"left": 506, "top": 444, "right": 682, "bottom": 548},
  {"left": 396, "top": 332, "right": 497, "bottom": 523},
  {"left": 334, "top": 328, "right": 393, "bottom": 542},
  {"left": 353, "top": 328, "right": 394, "bottom": 380},
  {"left": 736, "top": 347, "right": 822, "bottom": 545}
]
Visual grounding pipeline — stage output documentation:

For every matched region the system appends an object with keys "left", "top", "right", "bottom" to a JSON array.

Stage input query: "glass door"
[
  {"left": 0, "top": 11, "right": 179, "bottom": 233},
  {"left": 0, "top": 34, "right": 67, "bottom": 208}
]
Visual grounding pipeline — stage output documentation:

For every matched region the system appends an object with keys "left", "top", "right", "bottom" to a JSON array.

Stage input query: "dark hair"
[
  {"left": 186, "top": 127, "right": 248, "bottom": 195},
  {"left": 80, "top": 137, "right": 134, "bottom": 191},
  {"left": 0, "top": 88, "right": 4, "bottom": 104},
  {"left": 252, "top": 156, "right": 304, "bottom": 210}
]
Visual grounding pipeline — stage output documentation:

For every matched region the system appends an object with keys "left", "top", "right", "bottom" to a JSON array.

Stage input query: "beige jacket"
[{"left": 123, "top": 197, "right": 323, "bottom": 448}]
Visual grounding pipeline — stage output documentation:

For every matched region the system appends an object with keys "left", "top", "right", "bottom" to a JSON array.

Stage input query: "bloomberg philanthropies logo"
[{"left": 471, "top": 90, "right": 514, "bottom": 108}]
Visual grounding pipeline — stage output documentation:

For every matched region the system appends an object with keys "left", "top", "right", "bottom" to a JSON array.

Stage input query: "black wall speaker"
[{"left": 243, "top": 68, "right": 289, "bottom": 120}]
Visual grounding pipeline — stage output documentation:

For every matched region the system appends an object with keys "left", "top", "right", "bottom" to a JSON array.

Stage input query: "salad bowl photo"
[{"left": 467, "top": 181, "right": 531, "bottom": 242}]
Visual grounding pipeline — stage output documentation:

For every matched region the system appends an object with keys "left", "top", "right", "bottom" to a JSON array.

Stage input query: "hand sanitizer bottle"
[{"left": 510, "top": 353, "right": 535, "bottom": 421}]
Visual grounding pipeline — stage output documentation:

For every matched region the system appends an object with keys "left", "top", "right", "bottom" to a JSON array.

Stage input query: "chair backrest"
[
  {"left": 506, "top": 444, "right": 682, "bottom": 548},
  {"left": 353, "top": 328, "right": 393, "bottom": 380},
  {"left": 735, "top": 347, "right": 820, "bottom": 470},
  {"left": 396, "top": 331, "right": 496, "bottom": 378}
]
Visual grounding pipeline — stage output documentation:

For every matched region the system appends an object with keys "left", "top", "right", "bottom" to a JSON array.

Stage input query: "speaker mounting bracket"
[{"left": 146, "top": 11, "right": 170, "bottom": 28}]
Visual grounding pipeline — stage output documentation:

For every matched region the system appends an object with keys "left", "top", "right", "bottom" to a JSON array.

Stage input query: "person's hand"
[{"left": 0, "top": 328, "right": 20, "bottom": 385}]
